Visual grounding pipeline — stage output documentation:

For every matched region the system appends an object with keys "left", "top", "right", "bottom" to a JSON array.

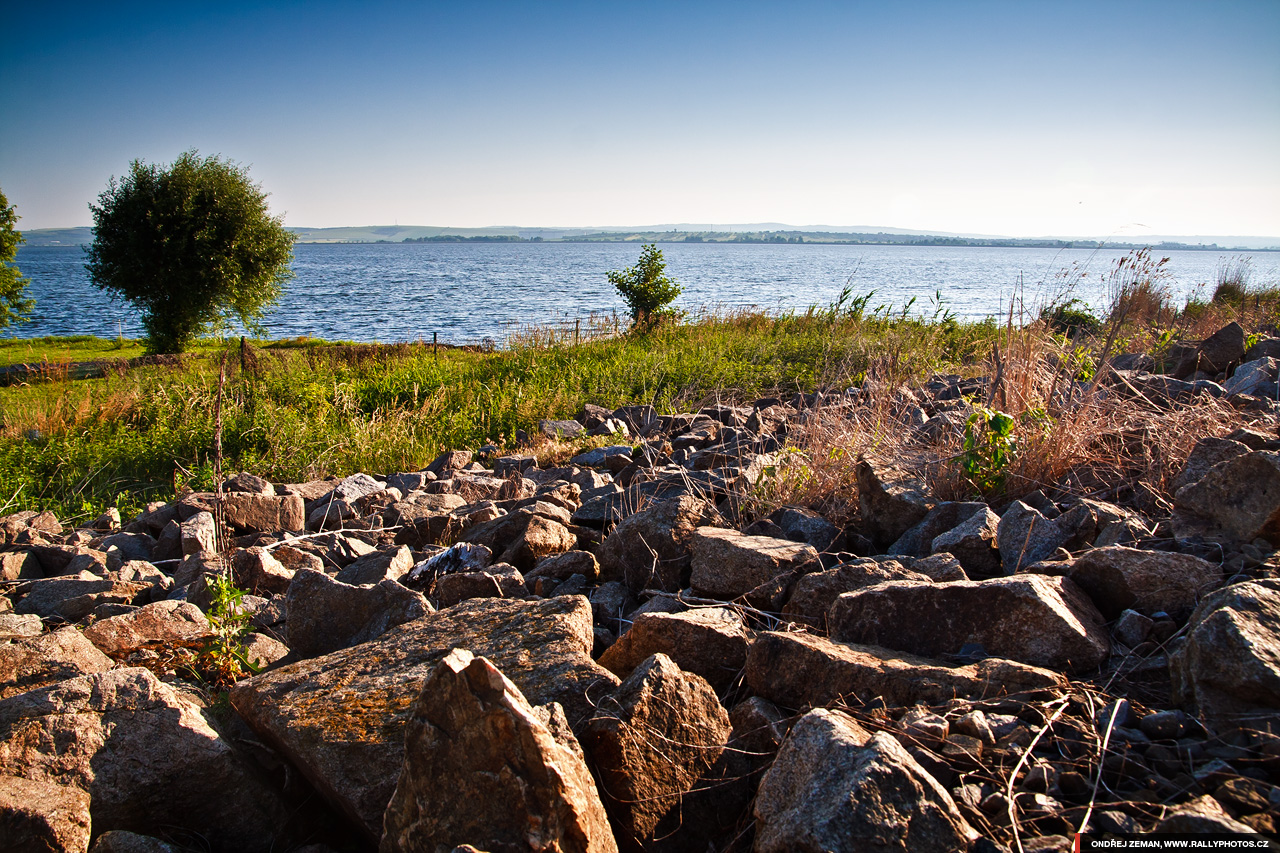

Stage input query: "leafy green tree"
[
  {"left": 0, "top": 187, "right": 35, "bottom": 329},
  {"left": 607, "top": 243, "right": 682, "bottom": 328},
  {"left": 86, "top": 150, "right": 295, "bottom": 353}
]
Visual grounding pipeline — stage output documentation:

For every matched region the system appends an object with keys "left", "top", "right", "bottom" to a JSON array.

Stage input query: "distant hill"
[{"left": 18, "top": 224, "right": 1280, "bottom": 250}]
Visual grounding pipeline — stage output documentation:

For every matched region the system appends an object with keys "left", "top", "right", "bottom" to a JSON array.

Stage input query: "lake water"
[{"left": 11, "top": 242, "right": 1277, "bottom": 345}]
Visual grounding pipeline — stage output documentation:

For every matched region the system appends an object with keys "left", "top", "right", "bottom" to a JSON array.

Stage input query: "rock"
[
  {"left": 597, "top": 607, "right": 749, "bottom": 692},
  {"left": 494, "top": 454, "right": 537, "bottom": 477},
  {"left": 582, "top": 653, "right": 730, "bottom": 847},
  {"left": 0, "top": 613, "right": 43, "bottom": 641},
  {"left": 1225, "top": 356, "right": 1279, "bottom": 397},
  {"left": 241, "top": 633, "right": 290, "bottom": 668},
  {"left": 425, "top": 449, "right": 473, "bottom": 477},
  {"left": 539, "top": 418, "right": 587, "bottom": 439},
  {"left": 1173, "top": 321, "right": 1247, "bottom": 379},
  {"left": 571, "top": 445, "right": 634, "bottom": 471},
  {"left": 432, "top": 563, "right": 527, "bottom": 607},
  {"left": 180, "top": 510, "right": 219, "bottom": 556},
  {"left": 285, "top": 570, "right": 433, "bottom": 657},
  {"left": 856, "top": 458, "right": 933, "bottom": 548},
  {"left": 932, "top": 507, "right": 1002, "bottom": 579},
  {"left": 689, "top": 527, "right": 819, "bottom": 600},
  {"left": 829, "top": 575, "right": 1110, "bottom": 672},
  {"left": 1174, "top": 436, "right": 1252, "bottom": 493},
  {"left": 596, "top": 495, "right": 724, "bottom": 593},
  {"left": 0, "top": 550, "right": 42, "bottom": 581},
  {"left": 231, "top": 546, "right": 295, "bottom": 595},
  {"left": 1068, "top": 546, "right": 1221, "bottom": 619},
  {"left": 335, "top": 545, "right": 414, "bottom": 585},
  {"left": 401, "top": 542, "right": 493, "bottom": 590},
  {"left": 380, "top": 649, "right": 617, "bottom": 853},
  {"left": 0, "top": 627, "right": 114, "bottom": 700},
  {"left": 1169, "top": 579, "right": 1280, "bottom": 731},
  {"left": 528, "top": 550, "right": 600, "bottom": 583},
  {"left": 753, "top": 708, "right": 978, "bottom": 853},
  {"left": 996, "top": 501, "right": 1086, "bottom": 573},
  {"left": 888, "top": 501, "right": 988, "bottom": 557},
  {"left": 1153, "top": 794, "right": 1255, "bottom": 833},
  {"left": 745, "top": 631, "right": 1065, "bottom": 710},
  {"left": 381, "top": 492, "right": 467, "bottom": 526},
  {"left": 0, "top": 667, "right": 291, "bottom": 851},
  {"left": 88, "top": 831, "right": 183, "bottom": 853},
  {"left": 1113, "top": 608, "right": 1154, "bottom": 647},
  {"left": 769, "top": 506, "right": 843, "bottom": 551},
  {"left": 782, "top": 559, "right": 931, "bottom": 629},
  {"left": 230, "top": 596, "right": 619, "bottom": 841},
  {"left": 911, "top": 552, "right": 968, "bottom": 582},
  {"left": 1174, "top": 451, "right": 1280, "bottom": 544},
  {"left": 82, "top": 600, "right": 213, "bottom": 659},
  {"left": 0, "top": 775, "right": 92, "bottom": 853},
  {"left": 385, "top": 471, "right": 434, "bottom": 494},
  {"left": 14, "top": 574, "right": 149, "bottom": 622},
  {"left": 99, "top": 532, "right": 155, "bottom": 571},
  {"left": 501, "top": 513, "right": 578, "bottom": 572},
  {"left": 223, "top": 471, "right": 275, "bottom": 495}
]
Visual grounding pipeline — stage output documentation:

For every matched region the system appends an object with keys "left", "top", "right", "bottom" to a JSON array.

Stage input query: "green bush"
[
  {"left": 0, "top": 187, "right": 34, "bottom": 329},
  {"left": 607, "top": 243, "right": 682, "bottom": 329}
]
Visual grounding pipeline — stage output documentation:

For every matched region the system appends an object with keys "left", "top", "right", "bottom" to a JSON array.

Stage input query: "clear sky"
[{"left": 2, "top": 0, "right": 1277, "bottom": 237}]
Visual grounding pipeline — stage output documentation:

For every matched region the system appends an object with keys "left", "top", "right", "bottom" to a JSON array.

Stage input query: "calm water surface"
[{"left": 12, "top": 242, "right": 1277, "bottom": 344}]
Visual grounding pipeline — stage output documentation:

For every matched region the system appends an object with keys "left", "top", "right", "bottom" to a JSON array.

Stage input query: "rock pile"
[{"left": 3, "top": 327, "right": 1280, "bottom": 851}]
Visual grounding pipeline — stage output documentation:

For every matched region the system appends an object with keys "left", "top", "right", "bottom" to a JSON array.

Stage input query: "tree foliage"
[
  {"left": 607, "top": 243, "right": 682, "bottom": 328},
  {"left": 0, "top": 187, "right": 35, "bottom": 329},
  {"left": 86, "top": 150, "right": 295, "bottom": 353}
]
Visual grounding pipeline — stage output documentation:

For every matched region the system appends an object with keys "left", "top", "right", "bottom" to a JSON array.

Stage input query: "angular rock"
[
  {"left": 15, "top": 574, "right": 149, "bottom": 622},
  {"left": 0, "top": 667, "right": 291, "bottom": 851},
  {"left": 335, "top": 545, "right": 414, "bottom": 586},
  {"left": 1174, "top": 451, "right": 1280, "bottom": 544},
  {"left": 180, "top": 510, "right": 219, "bottom": 556},
  {"left": 223, "top": 471, "right": 275, "bottom": 495},
  {"left": 582, "top": 653, "right": 730, "bottom": 847},
  {"left": 596, "top": 495, "right": 724, "bottom": 593},
  {"left": 425, "top": 449, "right": 473, "bottom": 477},
  {"left": 1068, "top": 546, "right": 1222, "bottom": 619},
  {"left": 997, "top": 500, "right": 1089, "bottom": 573},
  {"left": 380, "top": 649, "right": 617, "bottom": 853},
  {"left": 88, "top": 830, "right": 183, "bottom": 853},
  {"left": 539, "top": 418, "right": 587, "bottom": 439},
  {"left": 231, "top": 546, "right": 295, "bottom": 595},
  {"left": 1224, "top": 356, "right": 1279, "bottom": 397},
  {"left": 230, "top": 596, "right": 619, "bottom": 841},
  {"left": 528, "top": 550, "right": 600, "bottom": 583},
  {"left": 932, "top": 507, "right": 1001, "bottom": 579},
  {"left": 769, "top": 506, "right": 842, "bottom": 552},
  {"left": 888, "top": 501, "right": 988, "bottom": 557},
  {"left": 1169, "top": 579, "right": 1280, "bottom": 731},
  {"left": 689, "top": 527, "right": 819, "bottom": 600},
  {"left": 856, "top": 458, "right": 932, "bottom": 548},
  {"left": 501, "top": 513, "right": 578, "bottom": 571},
  {"left": 782, "top": 559, "right": 931, "bottom": 629},
  {"left": 0, "top": 627, "right": 114, "bottom": 700},
  {"left": 285, "top": 569, "right": 433, "bottom": 657},
  {"left": 0, "top": 613, "right": 43, "bottom": 641},
  {"left": 598, "top": 607, "right": 749, "bottom": 692},
  {"left": 1154, "top": 794, "right": 1256, "bottom": 834},
  {"left": 381, "top": 492, "right": 466, "bottom": 526},
  {"left": 1173, "top": 321, "right": 1246, "bottom": 379},
  {"left": 0, "top": 550, "right": 42, "bottom": 581},
  {"left": 1174, "top": 436, "right": 1252, "bottom": 493},
  {"left": 911, "top": 552, "right": 968, "bottom": 582},
  {"left": 241, "top": 633, "right": 290, "bottom": 669},
  {"left": 745, "top": 631, "right": 1065, "bottom": 710},
  {"left": 829, "top": 575, "right": 1110, "bottom": 672},
  {"left": 432, "top": 562, "right": 527, "bottom": 607},
  {"left": 82, "top": 600, "right": 213, "bottom": 659},
  {"left": 753, "top": 708, "right": 978, "bottom": 853},
  {"left": 0, "top": 775, "right": 92, "bottom": 853}
]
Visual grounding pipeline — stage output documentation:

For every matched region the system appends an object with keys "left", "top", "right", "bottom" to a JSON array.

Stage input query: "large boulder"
[
  {"left": 285, "top": 569, "right": 432, "bottom": 657},
  {"left": 82, "top": 600, "right": 213, "bottom": 660},
  {"left": 753, "top": 708, "right": 978, "bottom": 853},
  {"left": 231, "top": 596, "right": 619, "bottom": 841},
  {"left": 380, "top": 649, "right": 617, "bottom": 853},
  {"left": 856, "top": 458, "right": 932, "bottom": 548},
  {"left": 782, "top": 559, "right": 931, "bottom": 629},
  {"left": 231, "top": 546, "right": 295, "bottom": 595},
  {"left": 0, "top": 668, "right": 292, "bottom": 851},
  {"left": 931, "top": 507, "right": 1001, "bottom": 579},
  {"left": 0, "top": 627, "right": 114, "bottom": 700},
  {"left": 1169, "top": 579, "right": 1280, "bottom": 731},
  {"left": 887, "top": 501, "right": 988, "bottom": 557},
  {"left": 689, "top": 527, "right": 819, "bottom": 600},
  {"left": 1068, "top": 546, "right": 1222, "bottom": 619},
  {"left": 1173, "top": 321, "right": 1246, "bottom": 379},
  {"left": 745, "top": 631, "right": 1065, "bottom": 710},
  {"left": 597, "top": 606, "right": 750, "bottom": 692},
  {"left": 1173, "top": 451, "right": 1280, "bottom": 544},
  {"left": 596, "top": 496, "right": 724, "bottom": 593},
  {"left": 334, "top": 545, "right": 414, "bottom": 586},
  {"left": 1172, "top": 436, "right": 1251, "bottom": 492},
  {"left": 0, "top": 775, "right": 92, "bottom": 853},
  {"left": 581, "top": 654, "right": 730, "bottom": 849},
  {"left": 828, "top": 575, "right": 1110, "bottom": 672},
  {"left": 996, "top": 501, "right": 1090, "bottom": 573},
  {"left": 14, "top": 574, "right": 149, "bottom": 623}
]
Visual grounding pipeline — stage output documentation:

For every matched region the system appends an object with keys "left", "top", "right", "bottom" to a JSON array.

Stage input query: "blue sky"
[{"left": 2, "top": 0, "right": 1277, "bottom": 236}]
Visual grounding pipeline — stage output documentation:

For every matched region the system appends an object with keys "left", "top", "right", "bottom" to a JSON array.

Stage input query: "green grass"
[{"left": 0, "top": 310, "right": 999, "bottom": 523}]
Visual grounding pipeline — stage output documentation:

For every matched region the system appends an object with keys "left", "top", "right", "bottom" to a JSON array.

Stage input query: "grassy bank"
[{"left": 0, "top": 252, "right": 1276, "bottom": 525}]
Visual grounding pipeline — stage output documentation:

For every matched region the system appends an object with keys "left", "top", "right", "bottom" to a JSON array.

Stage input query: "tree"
[
  {"left": 0, "top": 187, "right": 35, "bottom": 329},
  {"left": 607, "top": 243, "right": 682, "bottom": 329},
  {"left": 86, "top": 150, "right": 295, "bottom": 353}
]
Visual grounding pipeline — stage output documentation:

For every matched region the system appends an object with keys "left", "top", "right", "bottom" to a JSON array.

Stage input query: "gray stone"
[
  {"left": 0, "top": 627, "right": 114, "bottom": 700},
  {"left": 596, "top": 495, "right": 724, "bottom": 593},
  {"left": 1174, "top": 451, "right": 1280, "bottom": 544},
  {"left": 181, "top": 510, "right": 219, "bottom": 556},
  {"left": 782, "top": 559, "right": 931, "bottom": 629},
  {"left": 1068, "top": 546, "right": 1222, "bottom": 619},
  {"left": 88, "top": 831, "right": 183, "bottom": 853},
  {"left": 539, "top": 418, "right": 587, "bottom": 439},
  {"left": 0, "top": 613, "right": 43, "bottom": 641},
  {"left": 689, "top": 527, "right": 819, "bottom": 600},
  {"left": 888, "top": 501, "right": 988, "bottom": 557},
  {"left": 829, "top": 575, "right": 1111, "bottom": 672},
  {"left": 285, "top": 569, "right": 433, "bottom": 657},
  {"left": 0, "top": 775, "right": 91, "bottom": 853},
  {"left": 432, "top": 562, "right": 527, "bottom": 607},
  {"left": 231, "top": 546, "right": 295, "bottom": 595},
  {"left": 597, "top": 607, "right": 749, "bottom": 692},
  {"left": 753, "top": 709, "right": 978, "bottom": 853},
  {"left": 1174, "top": 436, "right": 1252, "bottom": 492},
  {"left": 931, "top": 506, "right": 1002, "bottom": 579},
  {"left": 82, "top": 600, "right": 212, "bottom": 660},
  {"left": 379, "top": 650, "right": 617, "bottom": 853},
  {"left": 856, "top": 458, "right": 932, "bottom": 548},
  {"left": 335, "top": 545, "right": 414, "bottom": 586},
  {"left": 14, "top": 574, "right": 149, "bottom": 622},
  {"left": 1224, "top": 356, "right": 1279, "bottom": 397}
]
